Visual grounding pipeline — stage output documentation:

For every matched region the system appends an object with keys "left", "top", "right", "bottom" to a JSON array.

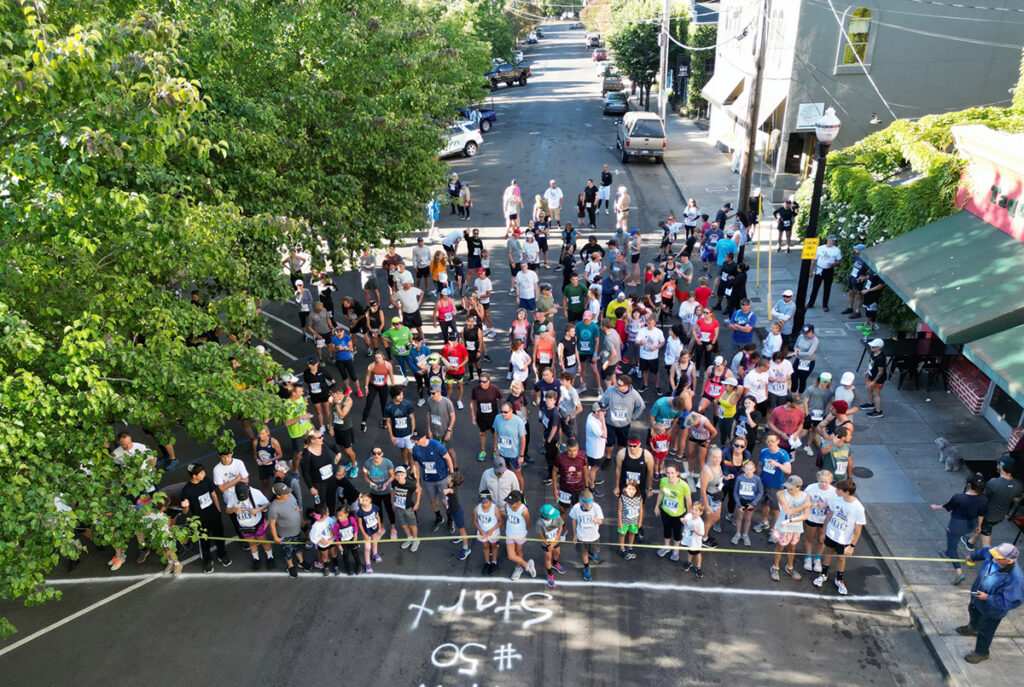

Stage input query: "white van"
[
  {"left": 615, "top": 111, "right": 666, "bottom": 163},
  {"left": 439, "top": 121, "right": 483, "bottom": 158}
]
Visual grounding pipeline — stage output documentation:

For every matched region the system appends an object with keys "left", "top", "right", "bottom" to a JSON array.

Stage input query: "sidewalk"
[{"left": 662, "top": 113, "right": 1023, "bottom": 686}]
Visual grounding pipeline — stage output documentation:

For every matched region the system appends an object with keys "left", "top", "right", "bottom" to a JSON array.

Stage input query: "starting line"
[{"left": 44, "top": 570, "right": 903, "bottom": 604}]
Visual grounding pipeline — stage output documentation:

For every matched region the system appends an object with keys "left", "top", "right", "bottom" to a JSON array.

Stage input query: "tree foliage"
[
  {"left": 606, "top": 0, "right": 689, "bottom": 111},
  {"left": 684, "top": 23, "right": 716, "bottom": 115}
]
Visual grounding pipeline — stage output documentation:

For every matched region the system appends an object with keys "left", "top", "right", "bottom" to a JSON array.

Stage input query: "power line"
[
  {"left": 807, "top": 0, "right": 1024, "bottom": 24},
  {"left": 824, "top": 0, "right": 898, "bottom": 120},
  {"left": 892, "top": 0, "right": 1024, "bottom": 14}
]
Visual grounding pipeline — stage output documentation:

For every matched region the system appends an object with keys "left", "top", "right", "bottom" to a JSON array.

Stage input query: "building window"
[{"left": 841, "top": 8, "right": 872, "bottom": 65}]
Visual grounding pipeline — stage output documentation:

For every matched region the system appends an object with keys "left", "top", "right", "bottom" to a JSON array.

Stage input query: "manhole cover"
[{"left": 852, "top": 467, "right": 873, "bottom": 479}]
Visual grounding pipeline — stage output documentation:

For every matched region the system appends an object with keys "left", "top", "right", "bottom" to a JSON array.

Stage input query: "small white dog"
[{"left": 935, "top": 437, "right": 964, "bottom": 472}]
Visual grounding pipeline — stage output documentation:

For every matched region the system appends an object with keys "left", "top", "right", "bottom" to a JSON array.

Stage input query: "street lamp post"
[{"left": 790, "top": 108, "right": 841, "bottom": 339}]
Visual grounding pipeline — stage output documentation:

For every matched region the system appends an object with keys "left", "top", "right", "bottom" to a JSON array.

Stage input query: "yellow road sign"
[{"left": 801, "top": 237, "right": 819, "bottom": 260}]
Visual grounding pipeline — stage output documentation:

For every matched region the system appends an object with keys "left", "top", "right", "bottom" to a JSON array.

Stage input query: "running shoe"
[
  {"left": 752, "top": 520, "right": 769, "bottom": 533},
  {"left": 591, "top": 553, "right": 601, "bottom": 564},
  {"left": 835, "top": 578, "right": 848, "bottom": 595},
  {"left": 348, "top": 465, "right": 359, "bottom": 479},
  {"left": 582, "top": 567, "right": 592, "bottom": 581},
  {"left": 694, "top": 567, "right": 704, "bottom": 579},
  {"left": 204, "top": 561, "right": 215, "bottom": 574},
  {"left": 218, "top": 555, "right": 232, "bottom": 567},
  {"left": 553, "top": 562, "right": 566, "bottom": 574},
  {"left": 741, "top": 534, "right": 751, "bottom": 546},
  {"left": 252, "top": 558, "right": 261, "bottom": 571},
  {"left": 372, "top": 553, "right": 382, "bottom": 563},
  {"left": 410, "top": 539, "right": 421, "bottom": 552},
  {"left": 357, "top": 389, "right": 364, "bottom": 398},
  {"left": 670, "top": 550, "right": 680, "bottom": 562},
  {"left": 511, "top": 566, "right": 523, "bottom": 581},
  {"left": 457, "top": 400, "right": 464, "bottom": 410},
  {"left": 527, "top": 559, "right": 537, "bottom": 577},
  {"left": 136, "top": 549, "right": 150, "bottom": 565},
  {"left": 416, "top": 398, "right": 426, "bottom": 407},
  {"left": 952, "top": 573, "right": 966, "bottom": 585},
  {"left": 267, "top": 557, "right": 277, "bottom": 570},
  {"left": 401, "top": 539, "right": 413, "bottom": 550},
  {"left": 804, "top": 556, "right": 813, "bottom": 572},
  {"left": 769, "top": 566, "right": 780, "bottom": 582},
  {"left": 361, "top": 422, "right": 367, "bottom": 433},
  {"left": 625, "top": 549, "right": 637, "bottom": 560},
  {"left": 858, "top": 402, "right": 875, "bottom": 410},
  {"left": 730, "top": 533, "right": 741, "bottom": 545},
  {"left": 289, "top": 566, "right": 298, "bottom": 578},
  {"left": 365, "top": 565, "right": 374, "bottom": 574},
  {"left": 785, "top": 566, "right": 802, "bottom": 581},
  {"left": 547, "top": 574, "right": 556, "bottom": 588},
  {"left": 458, "top": 547, "right": 471, "bottom": 561},
  {"left": 813, "top": 558, "right": 823, "bottom": 573},
  {"left": 543, "top": 477, "right": 553, "bottom": 485},
  {"left": 478, "top": 451, "right": 487, "bottom": 462},
  {"left": 483, "top": 562, "right": 492, "bottom": 576},
  {"left": 866, "top": 410, "right": 884, "bottom": 418},
  {"left": 703, "top": 536, "right": 718, "bottom": 549},
  {"left": 724, "top": 513, "right": 736, "bottom": 525},
  {"left": 961, "top": 535, "right": 976, "bottom": 552},
  {"left": 657, "top": 547, "right": 670, "bottom": 557},
  {"left": 681, "top": 561, "right": 693, "bottom": 572},
  {"left": 813, "top": 573, "right": 827, "bottom": 588},
  {"left": 618, "top": 548, "right": 628, "bottom": 559}
]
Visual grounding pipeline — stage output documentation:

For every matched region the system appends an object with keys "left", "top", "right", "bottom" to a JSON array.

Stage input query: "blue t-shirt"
[
  {"left": 412, "top": 439, "right": 450, "bottom": 483},
  {"left": 384, "top": 399, "right": 414, "bottom": 437},
  {"left": 575, "top": 321, "right": 600, "bottom": 355},
  {"left": 730, "top": 310, "right": 757, "bottom": 345},
  {"left": 331, "top": 333, "right": 354, "bottom": 361},
  {"left": 356, "top": 504, "right": 382, "bottom": 535},
  {"left": 650, "top": 396, "right": 683, "bottom": 425},
  {"left": 716, "top": 238, "right": 737, "bottom": 265},
  {"left": 758, "top": 447, "right": 791, "bottom": 489},
  {"left": 493, "top": 414, "right": 527, "bottom": 459}
]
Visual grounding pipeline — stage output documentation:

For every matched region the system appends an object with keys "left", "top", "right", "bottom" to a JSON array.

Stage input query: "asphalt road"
[{"left": 0, "top": 22, "right": 942, "bottom": 687}]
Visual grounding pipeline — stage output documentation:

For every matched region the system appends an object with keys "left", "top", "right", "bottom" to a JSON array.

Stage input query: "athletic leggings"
[
  {"left": 370, "top": 492, "right": 396, "bottom": 530},
  {"left": 660, "top": 510, "right": 683, "bottom": 541},
  {"left": 693, "top": 343, "right": 717, "bottom": 372},
  {"left": 544, "top": 439, "right": 559, "bottom": 475},
  {"left": 439, "top": 319, "right": 455, "bottom": 342},
  {"left": 362, "top": 384, "right": 389, "bottom": 422},
  {"left": 338, "top": 542, "right": 362, "bottom": 573}
]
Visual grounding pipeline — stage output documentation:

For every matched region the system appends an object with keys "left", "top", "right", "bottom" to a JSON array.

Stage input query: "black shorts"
[
  {"left": 631, "top": 254, "right": 641, "bottom": 264},
  {"left": 416, "top": 266, "right": 430, "bottom": 279},
  {"left": 334, "top": 426, "right": 354, "bottom": 449},
  {"left": 557, "top": 489, "right": 582, "bottom": 508},
  {"left": 579, "top": 353, "right": 594, "bottom": 363},
  {"left": 610, "top": 424, "right": 630, "bottom": 447},
  {"left": 403, "top": 311, "right": 423, "bottom": 329},
  {"left": 640, "top": 358, "right": 659, "bottom": 374},
  {"left": 979, "top": 518, "right": 1000, "bottom": 536},
  {"left": 508, "top": 213, "right": 519, "bottom": 221},
  {"left": 599, "top": 362, "right": 616, "bottom": 380},
  {"left": 310, "top": 393, "right": 329, "bottom": 405},
  {"left": 349, "top": 321, "right": 367, "bottom": 335},
  {"left": 567, "top": 310, "right": 583, "bottom": 323},
  {"left": 257, "top": 463, "right": 275, "bottom": 481},
  {"left": 824, "top": 535, "right": 849, "bottom": 556},
  {"left": 537, "top": 238, "right": 549, "bottom": 251},
  {"left": 335, "top": 358, "right": 357, "bottom": 381},
  {"left": 805, "top": 520, "right": 823, "bottom": 529},
  {"left": 477, "top": 415, "right": 496, "bottom": 433}
]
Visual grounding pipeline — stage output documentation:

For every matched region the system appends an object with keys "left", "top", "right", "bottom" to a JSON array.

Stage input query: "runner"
[
  {"left": 392, "top": 466, "right": 421, "bottom": 552},
  {"left": 575, "top": 310, "right": 600, "bottom": 391},
  {"left": 730, "top": 460, "right": 763, "bottom": 547},
  {"left": 803, "top": 470, "right": 837, "bottom": 573},
  {"left": 411, "top": 432, "right": 455, "bottom": 532},
  {"left": 570, "top": 488, "right": 604, "bottom": 581},
  {"left": 384, "top": 387, "right": 416, "bottom": 467},
  {"left": 553, "top": 439, "right": 588, "bottom": 518},
  {"left": 617, "top": 480, "right": 644, "bottom": 560},
  {"left": 180, "top": 463, "right": 230, "bottom": 574},
  {"left": 268, "top": 482, "right": 307, "bottom": 577},
  {"left": 681, "top": 501, "right": 706, "bottom": 578},
  {"left": 537, "top": 503, "right": 566, "bottom": 587},
  {"left": 475, "top": 489, "right": 504, "bottom": 576},
  {"left": 654, "top": 465, "right": 691, "bottom": 562},
  {"left": 381, "top": 317, "right": 415, "bottom": 382},
  {"left": 770, "top": 475, "right": 810, "bottom": 583},
  {"left": 494, "top": 402, "right": 528, "bottom": 489},
  {"left": 300, "top": 429, "right": 338, "bottom": 515},
  {"left": 426, "top": 384, "right": 457, "bottom": 466},
  {"left": 813, "top": 479, "right": 867, "bottom": 596},
  {"left": 441, "top": 333, "right": 469, "bottom": 409},
  {"left": 557, "top": 371, "right": 582, "bottom": 440},
  {"left": 362, "top": 447, "right": 397, "bottom": 540},
  {"left": 463, "top": 313, "right": 486, "bottom": 381},
  {"left": 584, "top": 401, "right": 608, "bottom": 496},
  {"left": 433, "top": 288, "right": 458, "bottom": 342},
  {"left": 309, "top": 504, "right": 338, "bottom": 576},
  {"left": 682, "top": 411, "right": 718, "bottom": 476},
  {"left": 329, "top": 324, "right": 364, "bottom": 398},
  {"left": 355, "top": 492, "right": 384, "bottom": 574},
  {"left": 252, "top": 424, "right": 283, "bottom": 495},
  {"left": 333, "top": 503, "right": 362, "bottom": 576},
  {"left": 862, "top": 338, "right": 887, "bottom": 418},
  {"left": 503, "top": 490, "right": 536, "bottom": 580},
  {"left": 361, "top": 351, "right": 395, "bottom": 432},
  {"left": 328, "top": 390, "right": 358, "bottom": 476},
  {"left": 699, "top": 446, "right": 726, "bottom": 549},
  {"left": 753, "top": 432, "right": 793, "bottom": 542}
]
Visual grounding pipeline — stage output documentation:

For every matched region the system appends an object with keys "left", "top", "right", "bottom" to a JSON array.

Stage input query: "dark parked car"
[
  {"left": 458, "top": 106, "right": 497, "bottom": 133},
  {"left": 602, "top": 91, "right": 629, "bottom": 116}
]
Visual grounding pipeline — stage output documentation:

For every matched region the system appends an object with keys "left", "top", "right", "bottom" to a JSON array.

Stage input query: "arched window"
[{"left": 842, "top": 8, "right": 872, "bottom": 65}]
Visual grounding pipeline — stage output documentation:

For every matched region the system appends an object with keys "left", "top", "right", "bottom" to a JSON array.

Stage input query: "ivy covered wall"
[{"left": 684, "top": 23, "right": 717, "bottom": 116}]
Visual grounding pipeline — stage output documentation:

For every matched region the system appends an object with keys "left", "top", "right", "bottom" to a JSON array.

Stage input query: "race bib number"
[
  {"left": 424, "top": 462, "right": 437, "bottom": 475},
  {"left": 258, "top": 449, "right": 272, "bottom": 464},
  {"left": 739, "top": 482, "right": 755, "bottom": 497},
  {"left": 570, "top": 296, "right": 581, "bottom": 305},
  {"left": 783, "top": 220, "right": 792, "bottom": 227},
  {"left": 565, "top": 354, "right": 577, "bottom": 368},
  {"left": 339, "top": 526, "right": 354, "bottom": 541},
  {"left": 396, "top": 344, "right": 410, "bottom": 356},
  {"left": 810, "top": 410, "right": 824, "bottom": 421},
  {"left": 364, "top": 513, "right": 379, "bottom": 529},
  {"left": 300, "top": 303, "right": 310, "bottom": 312},
  {"left": 539, "top": 353, "right": 551, "bottom": 364},
  {"left": 768, "top": 382, "right": 787, "bottom": 395},
  {"left": 430, "top": 414, "right": 442, "bottom": 426},
  {"left": 626, "top": 506, "right": 640, "bottom": 519},
  {"left": 664, "top": 497, "right": 679, "bottom": 512},
  {"left": 442, "top": 311, "right": 453, "bottom": 321},
  {"left": 499, "top": 435, "right": 514, "bottom": 451},
  {"left": 318, "top": 464, "right": 333, "bottom": 480},
  {"left": 197, "top": 492, "right": 213, "bottom": 510},
  {"left": 558, "top": 490, "right": 572, "bottom": 503},
  {"left": 626, "top": 470, "right": 641, "bottom": 483},
  {"left": 316, "top": 339, "right": 325, "bottom": 349},
  {"left": 479, "top": 402, "right": 493, "bottom": 414},
  {"left": 611, "top": 409, "right": 627, "bottom": 424},
  {"left": 797, "top": 359, "right": 812, "bottom": 371},
  {"left": 394, "top": 417, "right": 408, "bottom": 429},
  {"left": 724, "top": 288, "right": 732, "bottom": 297},
  {"left": 448, "top": 356, "right": 460, "bottom": 367},
  {"left": 373, "top": 374, "right": 386, "bottom": 385},
  {"left": 466, "top": 341, "right": 476, "bottom": 351},
  {"left": 394, "top": 493, "right": 407, "bottom": 509},
  {"left": 309, "top": 382, "right": 322, "bottom": 394},
  {"left": 699, "top": 331, "right": 711, "bottom": 343}
]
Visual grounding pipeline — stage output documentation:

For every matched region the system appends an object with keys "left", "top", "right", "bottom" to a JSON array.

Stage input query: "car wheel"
[
  {"left": 480, "top": 119, "right": 492, "bottom": 133},
  {"left": 464, "top": 141, "right": 479, "bottom": 157},
  {"left": 490, "top": 79, "right": 499, "bottom": 90},
  {"left": 518, "top": 75, "right": 528, "bottom": 87}
]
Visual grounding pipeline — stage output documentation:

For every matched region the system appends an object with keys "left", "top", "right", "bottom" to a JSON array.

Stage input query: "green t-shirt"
[
  {"left": 821, "top": 443, "right": 851, "bottom": 480},
  {"left": 563, "top": 284, "right": 588, "bottom": 314},
  {"left": 382, "top": 326, "right": 413, "bottom": 356},
  {"left": 286, "top": 398, "right": 313, "bottom": 439},
  {"left": 537, "top": 294, "right": 555, "bottom": 314},
  {"left": 658, "top": 477, "right": 691, "bottom": 517}
]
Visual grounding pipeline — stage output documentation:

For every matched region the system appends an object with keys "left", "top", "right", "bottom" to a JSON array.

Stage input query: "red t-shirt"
[
  {"left": 768, "top": 405, "right": 806, "bottom": 446},
  {"left": 614, "top": 319, "right": 627, "bottom": 343},
  {"left": 442, "top": 342, "right": 468, "bottom": 375},
  {"left": 694, "top": 286, "right": 712, "bottom": 308},
  {"left": 556, "top": 451, "right": 587, "bottom": 492},
  {"left": 695, "top": 317, "right": 718, "bottom": 345}
]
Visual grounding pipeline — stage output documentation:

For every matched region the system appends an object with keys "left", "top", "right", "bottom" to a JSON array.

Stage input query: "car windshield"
[
  {"left": 607, "top": 92, "right": 627, "bottom": 102},
  {"left": 629, "top": 119, "right": 664, "bottom": 137}
]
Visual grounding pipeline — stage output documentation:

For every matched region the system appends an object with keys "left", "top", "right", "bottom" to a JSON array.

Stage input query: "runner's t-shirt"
[
  {"left": 391, "top": 478, "right": 418, "bottom": 510},
  {"left": 658, "top": 477, "right": 691, "bottom": 517},
  {"left": 181, "top": 477, "right": 220, "bottom": 524},
  {"left": 563, "top": 283, "right": 589, "bottom": 315},
  {"left": 824, "top": 496, "right": 866, "bottom": 545},
  {"left": 636, "top": 327, "right": 665, "bottom": 361},
  {"left": 384, "top": 399, "right": 415, "bottom": 437},
  {"left": 569, "top": 502, "right": 604, "bottom": 542},
  {"left": 556, "top": 451, "right": 587, "bottom": 493},
  {"left": 382, "top": 327, "right": 413, "bottom": 356},
  {"left": 575, "top": 321, "right": 600, "bottom": 354},
  {"left": 758, "top": 448, "right": 791, "bottom": 489},
  {"left": 471, "top": 384, "right": 503, "bottom": 420}
]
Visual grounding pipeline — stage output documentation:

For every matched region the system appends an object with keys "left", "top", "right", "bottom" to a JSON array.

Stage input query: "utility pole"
[
  {"left": 737, "top": 0, "right": 770, "bottom": 227},
  {"left": 658, "top": 0, "right": 671, "bottom": 122}
]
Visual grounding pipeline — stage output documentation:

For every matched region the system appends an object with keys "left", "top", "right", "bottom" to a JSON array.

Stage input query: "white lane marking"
[
  {"left": 262, "top": 338, "right": 303, "bottom": 361},
  {"left": 0, "top": 555, "right": 200, "bottom": 657},
  {"left": 529, "top": 131, "right": 540, "bottom": 135},
  {"left": 45, "top": 571, "right": 902, "bottom": 603},
  {"left": 263, "top": 310, "right": 303, "bottom": 334}
]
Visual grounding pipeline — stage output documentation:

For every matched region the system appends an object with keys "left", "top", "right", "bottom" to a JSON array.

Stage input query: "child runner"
[
  {"left": 649, "top": 422, "right": 670, "bottom": 480},
  {"left": 475, "top": 489, "right": 504, "bottom": 576},
  {"left": 537, "top": 503, "right": 566, "bottom": 588},
  {"left": 770, "top": 475, "right": 810, "bottom": 582},
  {"left": 681, "top": 501, "right": 706, "bottom": 578},
  {"left": 333, "top": 503, "right": 362, "bottom": 575},
  {"left": 731, "top": 460, "right": 763, "bottom": 546},
  {"left": 445, "top": 472, "right": 472, "bottom": 561},
  {"left": 309, "top": 504, "right": 338, "bottom": 576},
  {"left": 355, "top": 492, "right": 384, "bottom": 574},
  {"left": 813, "top": 479, "right": 866, "bottom": 596},
  {"left": 391, "top": 466, "right": 421, "bottom": 552},
  {"left": 569, "top": 488, "right": 604, "bottom": 581},
  {"left": 617, "top": 480, "right": 644, "bottom": 560},
  {"left": 503, "top": 490, "right": 536, "bottom": 580}
]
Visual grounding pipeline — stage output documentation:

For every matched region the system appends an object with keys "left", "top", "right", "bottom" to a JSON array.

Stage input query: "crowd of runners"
[{"left": 95, "top": 174, "right": 889, "bottom": 596}]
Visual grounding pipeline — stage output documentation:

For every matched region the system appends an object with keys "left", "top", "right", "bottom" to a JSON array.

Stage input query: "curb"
[{"left": 863, "top": 511, "right": 963, "bottom": 687}]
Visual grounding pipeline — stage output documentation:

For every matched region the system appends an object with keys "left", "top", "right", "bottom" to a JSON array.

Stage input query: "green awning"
[
  {"left": 861, "top": 210, "right": 1024, "bottom": 344},
  {"left": 964, "top": 326, "right": 1024, "bottom": 409}
]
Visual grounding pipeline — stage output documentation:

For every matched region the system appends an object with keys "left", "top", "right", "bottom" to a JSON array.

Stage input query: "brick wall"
[{"left": 948, "top": 357, "right": 990, "bottom": 415}]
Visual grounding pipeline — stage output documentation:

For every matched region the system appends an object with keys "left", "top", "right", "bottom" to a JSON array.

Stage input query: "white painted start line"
[{"left": 43, "top": 571, "right": 903, "bottom": 604}]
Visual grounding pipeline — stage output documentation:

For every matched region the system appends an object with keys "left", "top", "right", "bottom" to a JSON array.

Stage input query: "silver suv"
[{"left": 616, "top": 112, "right": 666, "bottom": 163}]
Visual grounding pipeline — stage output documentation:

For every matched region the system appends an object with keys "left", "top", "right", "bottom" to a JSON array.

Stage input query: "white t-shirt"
[
  {"left": 636, "top": 327, "right": 665, "bottom": 361},
  {"left": 743, "top": 369, "right": 770, "bottom": 403},
  {"left": 767, "top": 359, "right": 794, "bottom": 397},
  {"left": 569, "top": 502, "right": 604, "bottom": 542},
  {"left": 224, "top": 488, "right": 269, "bottom": 528},
  {"left": 664, "top": 336, "right": 683, "bottom": 366},
  {"left": 474, "top": 277, "right": 493, "bottom": 303},
  {"left": 761, "top": 332, "right": 783, "bottom": 359},
  {"left": 585, "top": 413, "right": 606, "bottom": 459},
  {"left": 412, "top": 245, "right": 432, "bottom": 269},
  {"left": 112, "top": 442, "right": 150, "bottom": 467},
  {"left": 510, "top": 349, "right": 531, "bottom": 382},
  {"left": 394, "top": 286, "right": 422, "bottom": 313},
  {"left": 681, "top": 512, "right": 706, "bottom": 549},
  {"left": 585, "top": 261, "right": 603, "bottom": 284},
  {"left": 824, "top": 495, "right": 866, "bottom": 545},
  {"left": 515, "top": 270, "right": 539, "bottom": 299},
  {"left": 213, "top": 459, "right": 249, "bottom": 490},
  {"left": 804, "top": 483, "right": 836, "bottom": 524},
  {"left": 309, "top": 515, "right": 337, "bottom": 546},
  {"left": 678, "top": 300, "right": 700, "bottom": 330},
  {"left": 523, "top": 240, "right": 540, "bottom": 262},
  {"left": 815, "top": 244, "right": 842, "bottom": 271},
  {"left": 543, "top": 186, "right": 564, "bottom": 210}
]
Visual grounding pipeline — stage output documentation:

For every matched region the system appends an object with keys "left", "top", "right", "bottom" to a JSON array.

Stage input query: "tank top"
[
  {"left": 333, "top": 401, "right": 352, "bottom": 431},
  {"left": 535, "top": 336, "right": 554, "bottom": 366},
  {"left": 619, "top": 450, "right": 649, "bottom": 490},
  {"left": 427, "top": 367, "right": 445, "bottom": 392},
  {"left": 511, "top": 319, "right": 530, "bottom": 342},
  {"left": 464, "top": 325, "right": 480, "bottom": 353},
  {"left": 704, "top": 370, "right": 725, "bottom": 398},
  {"left": 717, "top": 390, "right": 738, "bottom": 419},
  {"left": 477, "top": 503, "right": 498, "bottom": 531},
  {"left": 437, "top": 299, "right": 455, "bottom": 322},
  {"left": 689, "top": 417, "right": 711, "bottom": 441},
  {"left": 370, "top": 361, "right": 390, "bottom": 387},
  {"left": 704, "top": 466, "right": 725, "bottom": 496},
  {"left": 505, "top": 504, "right": 528, "bottom": 538},
  {"left": 561, "top": 336, "right": 577, "bottom": 368},
  {"left": 255, "top": 439, "right": 275, "bottom": 466}
]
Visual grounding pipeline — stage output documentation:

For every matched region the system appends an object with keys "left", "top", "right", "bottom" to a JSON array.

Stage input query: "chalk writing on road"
[
  {"left": 426, "top": 641, "right": 523, "bottom": 678},
  {"left": 407, "top": 588, "right": 554, "bottom": 631}
]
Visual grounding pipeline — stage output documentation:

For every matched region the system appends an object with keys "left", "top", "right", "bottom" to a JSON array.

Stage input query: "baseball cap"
[
  {"left": 713, "top": 355, "right": 725, "bottom": 366},
  {"left": 853, "top": 243, "right": 867, "bottom": 251},
  {"left": 186, "top": 463, "right": 205, "bottom": 477},
  {"left": 513, "top": 228, "right": 522, "bottom": 236},
  {"left": 442, "top": 288, "right": 451, "bottom": 296},
  {"left": 840, "top": 371, "right": 855, "bottom": 385},
  {"left": 782, "top": 289, "right": 793, "bottom": 297},
  {"left": 479, "top": 489, "right": 493, "bottom": 500},
  {"left": 274, "top": 460, "right": 289, "bottom": 473},
  {"left": 726, "top": 228, "right": 734, "bottom": 236},
  {"left": 723, "top": 202, "right": 732, "bottom": 209},
  {"left": 540, "top": 504, "right": 559, "bottom": 520},
  {"left": 493, "top": 456, "right": 507, "bottom": 471},
  {"left": 784, "top": 475, "right": 803, "bottom": 489},
  {"left": 272, "top": 482, "right": 292, "bottom": 496},
  {"left": 990, "top": 543, "right": 1020, "bottom": 561},
  {"left": 667, "top": 215, "right": 675, "bottom": 220},
  {"left": 394, "top": 465, "right": 407, "bottom": 474},
  {"left": 723, "top": 377, "right": 738, "bottom": 386},
  {"left": 504, "top": 489, "right": 523, "bottom": 503},
  {"left": 802, "top": 324, "right": 815, "bottom": 333},
  {"left": 819, "top": 372, "right": 833, "bottom": 382},
  {"left": 827, "top": 234, "right": 837, "bottom": 241},
  {"left": 616, "top": 291, "right": 626, "bottom": 300},
  {"left": 478, "top": 268, "right": 486, "bottom": 275},
  {"left": 869, "top": 338, "right": 884, "bottom": 348},
  {"left": 428, "top": 353, "right": 441, "bottom": 363},
  {"left": 307, "top": 356, "right": 318, "bottom": 366},
  {"left": 592, "top": 400, "right": 608, "bottom": 412},
  {"left": 391, "top": 316, "right": 401, "bottom": 324},
  {"left": 280, "top": 372, "right": 299, "bottom": 384},
  {"left": 629, "top": 229, "right": 639, "bottom": 236},
  {"left": 294, "top": 279, "right": 303, "bottom": 286},
  {"left": 412, "top": 431, "right": 427, "bottom": 440},
  {"left": 583, "top": 310, "right": 594, "bottom": 320},
  {"left": 234, "top": 482, "right": 250, "bottom": 500}
]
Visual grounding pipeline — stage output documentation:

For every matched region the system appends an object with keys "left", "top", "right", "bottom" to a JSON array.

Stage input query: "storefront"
[{"left": 861, "top": 125, "right": 1024, "bottom": 445}]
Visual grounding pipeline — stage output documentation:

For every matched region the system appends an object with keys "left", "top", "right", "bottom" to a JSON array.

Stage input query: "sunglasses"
[
  {"left": 733, "top": 442, "right": 746, "bottom": 447},
  {"left": 372, "top": 450, "right": 383, "bottom": 456}
]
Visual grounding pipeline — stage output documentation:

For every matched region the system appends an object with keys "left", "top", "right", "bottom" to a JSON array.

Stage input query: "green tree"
[
  {"left": 685, "top": 23, "right": 717, "bottom": 115},
  {"left": 607, "top": 0, "right": 688, "bottom": 110}
]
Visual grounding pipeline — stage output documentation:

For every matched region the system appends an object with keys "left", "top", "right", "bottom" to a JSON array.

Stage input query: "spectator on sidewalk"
[
  {"left": 773, "top": 200, "right": 796, "bottom": 253},
  {"left": 965, "top": 458, "right": 1023, "bottom": 552},
  {"left": 806, "top": 236, "right": 842, "bottom": 312},
  {"left": 842, "top": 243, "right": 868, "bottom": 318},
  {"left": 957, "top": 542, "right": 1024, "bottom": 664},
  {"left": 771, "top": 289, "right": 796, "bottom": 344},
  {"left": 930, "top": 473, "right": 988, "bottom": 585},
  {"left": 788, "top": 324, "right": 819, "bottom": 393},
  {"left": 861, "top": 338, "right": 887, "bottom": 418}
]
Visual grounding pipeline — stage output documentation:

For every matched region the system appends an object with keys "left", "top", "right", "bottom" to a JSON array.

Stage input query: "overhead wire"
[{"left": 824, "top": 0, "right": 898, "bottom": 120}]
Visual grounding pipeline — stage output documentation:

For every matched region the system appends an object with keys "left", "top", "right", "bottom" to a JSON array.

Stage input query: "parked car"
[
  {"left": 535, "top": 28, "right": 543, "bottom": 38},
  {"left": 586, "top": 33, "right": 603, "bottom": 48},
  {"left": 615, "top": 111, "right": 666, "bottom": 163},
  {"left": 592, "top": 48, "right": 608, "bottom": 61},
  {"left": 439, "top": 121, "right": 482, "bottom": 158},
  {"left": 457, "top": 106, "right": 497, "bottom": 133},
  {"left": 602, "top": 91, "right": 630, "bottom": 116},
  {"left": 527, "top": 32, "right": 538, "bottom": 44},
  {"left": 571, "top": 22, "right": 584, "bottom": 30},
  {"left": 485, "top": 62, "right": 530, "bottom": 89},
  {"left": 513, "top": 50, "right": 524, "bottom": 65},
  {"left": 601, "top": 73, "right": 625, "bottom": 95}
]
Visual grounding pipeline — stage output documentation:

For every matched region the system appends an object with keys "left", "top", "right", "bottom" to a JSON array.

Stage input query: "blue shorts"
[
  {"left": 450, "top": 506, "right": 466, "bottom": 531},
  {"left": 502, "top": 454, "right": 521, "bottom": 470},
  {"left": 518, "top": 297, "right": 536, "bottom": 311},
  {"left": 281, "top": 535, "right": 305, "bottom": 562}
]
